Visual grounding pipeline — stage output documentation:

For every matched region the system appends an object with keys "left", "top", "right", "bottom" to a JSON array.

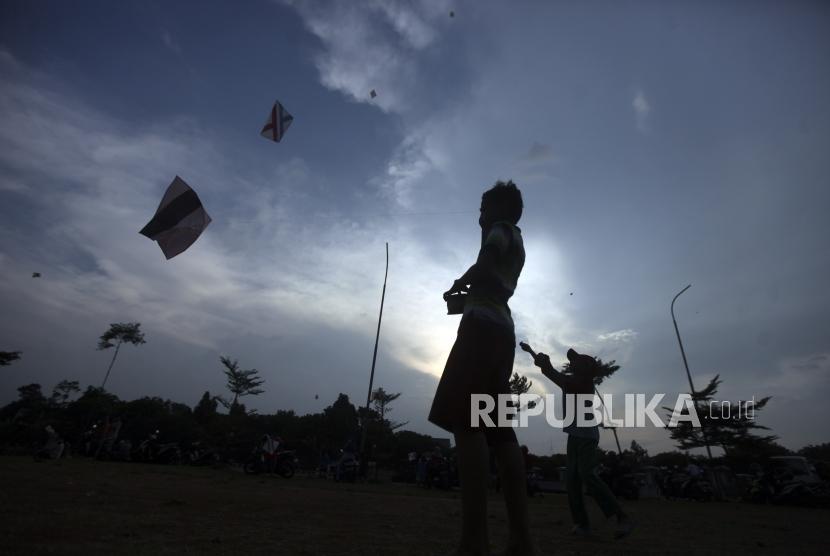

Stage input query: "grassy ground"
[{"left": 1, "top": 456, "right": 827, "bottom": 555}]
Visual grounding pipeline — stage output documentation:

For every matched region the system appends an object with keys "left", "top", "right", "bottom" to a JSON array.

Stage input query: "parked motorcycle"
[
  {"left": 185, "top": 441, "right": 221, "bottom": 466},
  {"left": 661, "top": 469, "right": 713, "bottom": 501},
  {"left": 244, "top": 446, "right": 297, "bottom": 478},
  {"left": 132, "top": 430, "right": 182, "bottom": 464},
  {"left": 33, "top": 426, "right": 66, "bottom": 461}
]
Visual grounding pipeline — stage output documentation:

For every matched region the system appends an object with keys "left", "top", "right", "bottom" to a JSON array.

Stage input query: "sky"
[{"left": 1, "top": 0, "right": 828, "bottom": 455}]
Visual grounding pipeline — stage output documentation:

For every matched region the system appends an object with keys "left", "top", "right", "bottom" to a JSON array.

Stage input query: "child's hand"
[{"left": 533, "top": 352, "right": 551, "bottom": 369}]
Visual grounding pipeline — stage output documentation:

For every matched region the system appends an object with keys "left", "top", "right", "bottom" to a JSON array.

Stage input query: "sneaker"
[{"left": 614, "top": 516, "right": 635, "bottom": 539}]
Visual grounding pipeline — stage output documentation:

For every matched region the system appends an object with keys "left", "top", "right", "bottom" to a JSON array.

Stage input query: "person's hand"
[
  {"left": 443, "top": 279, "right": 468, "bottom": 300},
  {"left": 533, "top": 352, "right": 551, "bottom": 369}
]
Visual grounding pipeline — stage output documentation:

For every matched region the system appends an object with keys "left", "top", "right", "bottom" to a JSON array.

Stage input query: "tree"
[
  {"left": 799, "top": 442, "right": 830, "bottom": 462},
  {"left": 17, "top": 383, "right": 46, "bottom": 405},
  {"left": 0, "top": 351, "right": 21, "bottom": 366},
  {"left": 50, "top": 380, "right": 81, "bottom": 407},
  {"left": 219, "top": 356, "right": 264, "bottom": 412},
  {"left": 629, "top": 440, "right": 649, "bottom": 466},
  {"left": 9, "top": 383, "right": 47, "bottom": 423},
  {"left": 509, "top": 372, "right": 536, "bottom": 411},
  {"left": 64, "top": 386, "right": 122, "bottom": 426},
  {"left": 509, "top": 372, "right": 532, "bottom": 396},
  {"left": 663, "top": 375, "right": 774, "bottom": 456},
  {"left": 371, "top": 387, "right": 407, "bottom": 431},
  {"left": 194, "top": 391, "right": 219, "bottom": 423},
  {"left": 98, "top": 322, "right": 146, "bottom": 389},
  {"left": 323, "top": 394, "right": 359, "bottom": 447}
]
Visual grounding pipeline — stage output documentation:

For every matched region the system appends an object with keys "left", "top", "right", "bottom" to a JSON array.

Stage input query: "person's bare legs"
[
  {"left": 493, "top": 442, "right": 536, "bottom": 555},
  {"left": 453, "top": 429, "right": 491, "bottom": 555}
]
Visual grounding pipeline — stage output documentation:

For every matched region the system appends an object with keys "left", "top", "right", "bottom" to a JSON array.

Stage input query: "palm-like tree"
[
  {"left": 219, "top": 356, "right": 265, "bottom": 412},
  {"left": 0, "top": 351, "right": 22, "bottom": 366},
  {"left": 98, "top": 322, "right": 146, "bottom": 389}
]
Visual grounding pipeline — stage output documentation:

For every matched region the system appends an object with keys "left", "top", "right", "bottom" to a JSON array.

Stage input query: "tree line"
[{"left": 3, "top": 322, "right": 824, "bottom": 476}]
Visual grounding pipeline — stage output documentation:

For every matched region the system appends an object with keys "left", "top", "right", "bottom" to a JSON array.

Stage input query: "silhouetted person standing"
[
  {"left": 530, "top": 348, "right": 633, "bottom": 539},
  {"left": 429, "top": 180, "right": 534, "bottom": 556}
]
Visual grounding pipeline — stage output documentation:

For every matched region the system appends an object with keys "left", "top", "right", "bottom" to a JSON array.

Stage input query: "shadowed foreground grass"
[{"left": 1, "top": 456, "right": 827, "bottom": 555}]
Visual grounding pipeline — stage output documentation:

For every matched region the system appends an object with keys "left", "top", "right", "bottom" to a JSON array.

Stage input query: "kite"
[
  {"left": 450, "top": 11, "right": 455, "bottom": 18},
  {"left": 32, "top": 272, "right": 41, "bottom": 278},
  {"left": 140, "top": 176, "right": 211, "bottom": 260},
  {"left": 260, "top": 100, "right": 294, "bottom": 143},
  {"left": 370, "top": 89, "right": 377, "bottom": 99}
]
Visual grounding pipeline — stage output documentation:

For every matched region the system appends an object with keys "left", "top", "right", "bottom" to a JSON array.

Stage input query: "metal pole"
[
  {"left": 671, "top": 285, "right": 723, "bottom": 496},
  {"left": 671, "top": 285, "right": 697, "bottom": 400},
  {"left": 360, "top": 242, "right": 389, "bottom": 476}
]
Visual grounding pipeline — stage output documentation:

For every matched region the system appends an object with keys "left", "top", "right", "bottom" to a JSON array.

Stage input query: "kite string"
[{"left": 225, "top": 209, "right": 476, "bottom": 222}]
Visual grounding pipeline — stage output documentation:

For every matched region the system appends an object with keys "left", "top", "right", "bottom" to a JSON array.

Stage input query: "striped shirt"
[{"left": 463, "top": 221, "right": 525, "bottom": 329}]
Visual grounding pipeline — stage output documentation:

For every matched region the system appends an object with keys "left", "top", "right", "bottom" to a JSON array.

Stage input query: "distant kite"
[
  {"left": 450, "top": 11, "right": 455, "bottom": 18},
  {"left": 32, "top": 272, "right": 41, "bottom": 278},
  {"left": 260, "top": 101, "right": 294, "bottom": 143},
  {"left": 370, "top": 89, "right": 377, "bottom": 99},
  {"left": 140, "top": 176, "right": 211, "bottom": 260}
]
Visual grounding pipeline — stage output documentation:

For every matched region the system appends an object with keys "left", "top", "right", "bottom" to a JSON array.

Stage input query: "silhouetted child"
[
  {"left": 529, "top": 347, "right": 633, "bottom": 539},
  {"left": 428, "top": 180, "right": 535, "bottom": 555}
]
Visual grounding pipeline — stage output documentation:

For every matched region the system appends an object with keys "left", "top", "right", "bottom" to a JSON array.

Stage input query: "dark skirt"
[{"left": 428, "top": 317, "right": 516, "bottom": 435}]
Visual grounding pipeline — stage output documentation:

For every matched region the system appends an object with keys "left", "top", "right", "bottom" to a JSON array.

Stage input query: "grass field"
[{"left": 1, "top": 456, "right": 827, "bottom": 555}]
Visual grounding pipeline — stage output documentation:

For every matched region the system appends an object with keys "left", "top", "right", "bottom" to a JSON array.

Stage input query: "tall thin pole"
[
  {"left": 671, "top": 285, "right": 722, "bottom": 496},
  {"left": 360, "top": 242, "right": 389, "bottom": 476},
  {"left": 671, "top": 285, "right": 697, "bottom": 401}
]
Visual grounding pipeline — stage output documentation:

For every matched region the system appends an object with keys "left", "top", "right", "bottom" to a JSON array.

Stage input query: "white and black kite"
[{"left": 140, "top": 176, "right": 211, "bottom": 260}]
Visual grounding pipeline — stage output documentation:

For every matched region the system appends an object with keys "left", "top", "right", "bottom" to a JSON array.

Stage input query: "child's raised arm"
[{"left": 519, "top": 341, "right": 575, "bottom": 390}]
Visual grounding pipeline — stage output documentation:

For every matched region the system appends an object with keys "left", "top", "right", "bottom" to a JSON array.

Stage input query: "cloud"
[
  {"left": 278, "top": 0, "right": 450, "bottom": 113},
  {"left": 0, "top": 178, "right": 28, "bottom": 193},
  {"left": 2, "top": 46, "right": 555, "bottom": 443},
  {"left": 597, "top": 329, "right": 639, "bottom": 343},
  {"left": 520, "top": 141, "right": 555, "bottom": 165},
  {"left": 371, "top": 134, "right": 439, "bottom": 209},
  {"left": 632, "top": 89, "right": 650, "bottom": 132},
  {"left": 161, "top": 30, "right": 182, "bottom": 55},
  {"left": 760, "top": 353, "right": 830, "bottom": 400},
  {"left": 0, "top": 49, "right": 456, "bottom": 414}
]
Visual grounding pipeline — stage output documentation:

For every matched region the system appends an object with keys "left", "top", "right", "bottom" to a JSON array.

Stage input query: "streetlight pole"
[
  {"left": 671, "top": 285, "right": 698, "bottom": 400},
  {"left": 671, "top": 284, "right": 722, "bottom": 496}
]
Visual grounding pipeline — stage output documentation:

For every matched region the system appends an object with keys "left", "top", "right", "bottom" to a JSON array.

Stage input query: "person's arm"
[
  {"left": 443, "top": 224, "right": 507, "bottom": 298},
  {"left": 444, "top": 246, "right": 498, "bottom": 298},
  {"left": 532, "top": 352, "right": 578, "bottom": 391}
]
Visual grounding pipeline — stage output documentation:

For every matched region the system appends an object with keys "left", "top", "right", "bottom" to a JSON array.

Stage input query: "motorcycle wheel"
[{"left": 278, "top": 462, "right": 295, "bottom": 479}]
